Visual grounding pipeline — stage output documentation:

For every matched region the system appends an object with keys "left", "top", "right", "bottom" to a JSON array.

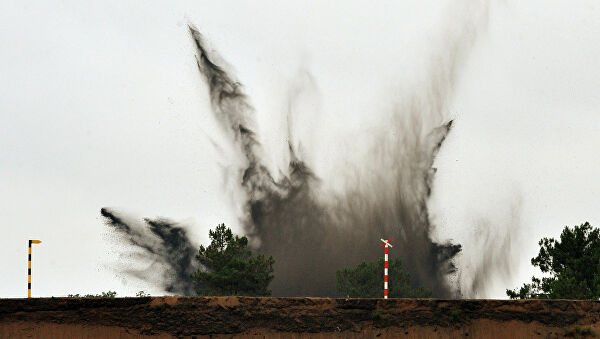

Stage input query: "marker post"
[
  {"left": 28, "top": 240, "right": 42, "bottom": 298},
  {"left": 380, "top": 238, "right": 393, "bottom": 299}
]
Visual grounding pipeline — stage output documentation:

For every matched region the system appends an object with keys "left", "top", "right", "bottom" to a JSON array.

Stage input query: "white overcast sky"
[{"left": 1, "top": 0, "right": 599, "bottom": 298}]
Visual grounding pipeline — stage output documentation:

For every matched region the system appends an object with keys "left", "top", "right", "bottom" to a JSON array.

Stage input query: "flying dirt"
[
  {"left": 103, "top": 1, "right": 491, "bottom": 297},
  {"left": 101, "top": 208, "right": 198, "bottom": 295}
]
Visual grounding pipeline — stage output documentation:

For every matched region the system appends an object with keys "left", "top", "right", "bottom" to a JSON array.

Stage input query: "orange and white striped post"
[
  {"left": 28, "top": 240, "right": 42, "bottom": 298},
  {"left": 380, "top": 238, "right": 393, "bottom": 299}
]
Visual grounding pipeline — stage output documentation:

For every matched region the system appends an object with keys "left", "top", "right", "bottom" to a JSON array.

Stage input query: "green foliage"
[
  {"left": 450, "top": 309, "right": 461, "bottom": 323},
  {"left": 507, "top": 222, "right": 600, "bottom": 300},
  {"left": 67, "top": 291, "right": 117, "bottom": 298},
  {"left": 191, "top": 223, "right": 275, "bottom": 296},
  {"left": 135, "top": 290, "right": 150, "bottom": 297},
  {"left": 336, "top": 258, "right": 432, "bottom": 298}
]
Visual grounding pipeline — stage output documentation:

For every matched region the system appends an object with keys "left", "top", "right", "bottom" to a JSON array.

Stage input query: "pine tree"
[
  {"left": 336, "top": 258, "right": 431, "bottom": 298},
  {"left": 191, "top": 223, "right": 275, "bottom": 296},
  {"left": 507, "top": 222, "right": 600, "bottom": 299}
]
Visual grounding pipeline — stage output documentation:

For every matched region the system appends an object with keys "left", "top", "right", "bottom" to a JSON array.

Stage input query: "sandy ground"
[{"left": 1, "top": 297, "right": 599, "bottom": 338}]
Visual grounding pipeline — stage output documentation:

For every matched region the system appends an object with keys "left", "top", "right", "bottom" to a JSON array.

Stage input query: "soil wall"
[{"left": 1, "top": 297, "right": 599, "bottom": 338}]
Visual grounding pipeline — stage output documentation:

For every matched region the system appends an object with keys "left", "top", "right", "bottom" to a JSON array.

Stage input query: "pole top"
[
  {"left": 380, "top": 238, "right": 393, "bottom": 247},
  {"left": 30, "top": 240, "right": 42, "bottom": 244}
]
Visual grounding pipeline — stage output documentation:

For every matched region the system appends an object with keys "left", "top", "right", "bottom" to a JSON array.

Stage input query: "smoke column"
[
  {"left": 187, "top": 1, "right": 489, "bottom": 297},
  {"left": 103, "top": 1, "right": 491, "bottom": 297}
]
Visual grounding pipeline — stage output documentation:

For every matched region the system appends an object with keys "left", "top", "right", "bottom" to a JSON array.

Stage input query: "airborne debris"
[{"left": 102, "top": 1, "right": 491, "bottom": 297}]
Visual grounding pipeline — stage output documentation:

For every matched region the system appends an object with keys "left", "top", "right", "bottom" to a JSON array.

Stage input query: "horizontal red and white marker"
[{"left": 380, "top": 238, "right": 393, "bottom": 299}]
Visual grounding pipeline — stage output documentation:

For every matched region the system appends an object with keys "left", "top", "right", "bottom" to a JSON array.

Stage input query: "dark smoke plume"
[
  {"left": 187, "top": 0, "right": 488, "bottom": 297},
  {"left": 101, "top": 208, "right": 198, "bottom": 295},
  {"left": 104, "top": 1, "right": 490, "bottom": 296}
]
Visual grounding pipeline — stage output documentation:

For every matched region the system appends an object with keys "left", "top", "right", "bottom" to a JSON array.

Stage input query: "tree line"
[
  {"left": 191, "top": 223, "right": 431, "bottom": 297},
  {"left": 191, "top": 221, "right": 600, "bottom": 299}
]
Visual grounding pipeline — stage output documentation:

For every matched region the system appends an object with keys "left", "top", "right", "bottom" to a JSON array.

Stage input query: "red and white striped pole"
[{"left": 380, "top": 238, "right": 393, "bottom": 299}]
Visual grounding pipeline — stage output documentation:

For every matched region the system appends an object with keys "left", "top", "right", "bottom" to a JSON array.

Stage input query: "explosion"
[{"left": 103, "top": 1, "right": 491, "bottom": 297}]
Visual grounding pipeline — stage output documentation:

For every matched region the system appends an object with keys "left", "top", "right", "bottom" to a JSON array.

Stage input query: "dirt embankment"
[{"left": 1, "top": 297, "right": 599, "bottom": 338}]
